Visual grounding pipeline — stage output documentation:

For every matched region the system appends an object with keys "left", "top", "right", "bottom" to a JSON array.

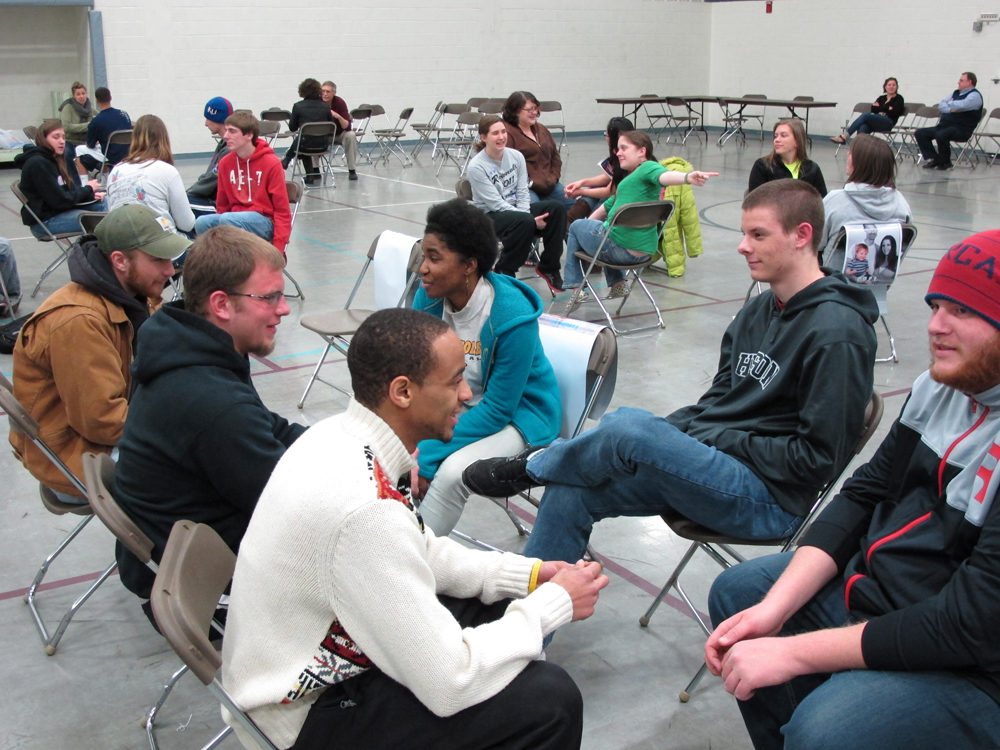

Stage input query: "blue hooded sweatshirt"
[{"left": 414, "top": 272, "right": 561, "bottom": 480}]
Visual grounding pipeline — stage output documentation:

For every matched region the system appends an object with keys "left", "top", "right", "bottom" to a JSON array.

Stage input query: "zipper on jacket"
[{"left": 938, "top": 401, "right": 989, "bottom": 495}]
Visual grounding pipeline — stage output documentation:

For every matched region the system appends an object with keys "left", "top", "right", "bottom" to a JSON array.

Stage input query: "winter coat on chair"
[{"left": 656, "top": 156, "right": 703, "bottom": 277}]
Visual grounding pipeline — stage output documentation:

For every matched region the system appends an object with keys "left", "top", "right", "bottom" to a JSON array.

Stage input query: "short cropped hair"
[
  {"left": 502, "top": 91, "right": 540, "bottom": 127},
  {"left": 425, "top": 198, "right": 499, "bottom": 278},
  {"left": 743, "top": 180, "right": 825, "bottom": 254},
  {"left": 224, "top": 111, "right": 259, "bottom": 144},
  {"left": 298, "top": 78, "right": 322, "bottom": 100},
  {"left": 964, "top": 71, "right": 978, "bottom": 87},
  {"left": 348, "top": 308, "right": 451, "bottom": 410},
  {"left": 94, "top": 87, "right": 111, "bottom": 104},
  {"left": 182, "top": 226, "right": 286, "bottom": 316},
  {"left": 847, "top": 134, "right": 896, "bottom": 188}
]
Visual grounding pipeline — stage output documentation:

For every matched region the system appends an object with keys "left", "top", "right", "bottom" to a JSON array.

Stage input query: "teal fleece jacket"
[{"left": 414, "top": 272, "right": 561, "bottom": 480}]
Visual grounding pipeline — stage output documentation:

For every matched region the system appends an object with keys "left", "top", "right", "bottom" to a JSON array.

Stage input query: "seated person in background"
[
  {"left": 844, "top": 244, "right": 872, "bottom": 283},
  {"left": 748, "top": 118, "right": 827, "bottom": 197},
  {"left": 818, "top": 134, "right": 911, "bottom": 268},
  {"left": 14, "top": 120, "right": 107, "bottom": 239},
  {"left": 112, "top": 226, "right": 306, "bottom": 611},
  {"left": 59, "top": 81, "right": 97, "bottom": 147},
  {"left": 831, "top": 77, "right": 904, "bottom": 144},
  {"left": 186, "top": 96, "right": 233, "bottom": 211},
  {"left": 222, "top": 307, "right": 607, "bottom": 750},
  {"left": 706, "top": 230, "right": 1000, "bottom": 750},
  {"left": 80, "top": 86, "right": 132, "bottom": 173},
  {"left": 321, "top": 80, "right": 360, "bottom": 181},
  {"left": 563, "top": 116, "right": 635, "bottom": 220},
  {"left": 467, "top": 115, "right": 567, "bottom": 290},
  {"left": 412, "top": 198, "right": 561, "bottom": 537},
  {"left": 561, "top": 130, "right": 716, "bottom": 309},
  {"left": 464, "top": 180, "right": 879, "bottom": 565},
  {"left": 107, "top": 114, "right": 196, "bottom": 236},
  {"left": 916, "top": 71, "right": 984, "bottom": 170},
  {"left": 9, "top": 204, "right": 184, "bottom": 501},
  {"left": 193, "top": 112, "right": 292, "bottom": 255},
  {"left": 0, "top": 237, "right": 21, "bottom": 315},
  {"left": 281, "top": 77, "right": 335, "bottom": 185}
]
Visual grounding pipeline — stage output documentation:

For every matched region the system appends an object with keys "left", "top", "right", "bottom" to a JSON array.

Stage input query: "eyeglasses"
[
  {"left": 226, "top": 290, "right": 286, "bottom": 305},
  {"left": 520, "top": 107, "right": 539, "bottom": 115}
]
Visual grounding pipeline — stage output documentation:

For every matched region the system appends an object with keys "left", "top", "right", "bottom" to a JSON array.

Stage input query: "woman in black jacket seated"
[
  {"left": 832, "top": 77, "right": 904, "bottom": 144},
  {"left": 748, "top": 118, "right": 827, "bottom": 197},
  {"left": 14, "top": 119, "right": 106, "bottom": 239},
  {"left": 282, "top": 77, "right": 335, "bottom": 184}
]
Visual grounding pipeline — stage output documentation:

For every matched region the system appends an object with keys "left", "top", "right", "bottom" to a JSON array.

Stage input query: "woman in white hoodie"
[
  {"left": 819, "top": 134, "right": 911, "bottom": 271},
  {"left": 107, "top": 115, "right": 196, "bottom": 236}
]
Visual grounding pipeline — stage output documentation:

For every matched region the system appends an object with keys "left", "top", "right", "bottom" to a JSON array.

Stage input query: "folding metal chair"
[
  {"left": 901, "top": 106, "right": 943, "bottom": 163},
  {"left": 878, "top": 103, "right": 921, "bottom": 160},
  {"left": 410, "top": 101, "right": 446, "bottom": 158},
  {"left": 740, "top": 95, "right": 768, "bottom": 141},
  {"left": 973, "top": 108, "right": 1000, "bottom": 167},
  {"left": 350, "top": 107, "right": 375, "bottom": 165},
  {"left": 281, "top": 181, "right": 307, "bottom": 301},
  {"left": 639, "top": 95, "right": 671, "bottom": 141},
  {"left": 436, "top": 110, "right": 482, "bottom": 177},
  {"left": 0, "top": 385, "right": 117, "bottom": 655},
  {"left": 953, "top": 109, "right": 988, "bottom": 169},
  {"left": 639, "top": 392, "right": 884, "bottom": 702},
  {"left": 467, "top": 97, "right": 488, "bottom": 109},
  {"left": 665, "top": 98, "right": 704, "bottom": 145},
  {"left": 258, "top": 119, "right": 281, "bottom": 146},
  {"left": 539, "top": 101, "right": 566, "bottom": 151},
  {"left": 564, "top": 199, "right": 674, "bottom": 336},
  {"left": 297, "top": 231, "right": 424, "bottom": 408},
  {"left": 834, "top": 102, "right": 870, "bottom": 156},
  {"left": 716, "top": 97, "right": 747, "bottom": 147},
  {"left": 288, "top": 121, "right": 337, "bottom": 190},
  {"left": 478, "top": 99, "right": 505, "bottom": 115},
  {"left": 77, "top": 211, "right": 106, "bottom": 234},
  {"left": 98, "top": 129, "right": 133, "bottom": 174},
  {"left": 151, "top": 520, "right": 278, "bottom": 750},
  {"left": 372, "top": 108, "right": 414, "bottom": 167},
  {"left": 428, "top": 103, "right": 472, "bottom": 162},
  {"left": 11, "top": 181, "right": 85, "bottom": 297}
]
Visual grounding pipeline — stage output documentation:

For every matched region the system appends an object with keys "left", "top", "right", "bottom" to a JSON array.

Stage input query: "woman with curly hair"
[
  {"left": 282, "top": 77, "right": 336, "bottom": 184},
  {"left": 412, "top": 198, "right": 561, "bottom": 537}
]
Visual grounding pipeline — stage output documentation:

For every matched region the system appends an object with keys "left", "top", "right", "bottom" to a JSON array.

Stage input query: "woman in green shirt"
[{"left": 563, "top": 130, "right": 716, "bottom": 303}]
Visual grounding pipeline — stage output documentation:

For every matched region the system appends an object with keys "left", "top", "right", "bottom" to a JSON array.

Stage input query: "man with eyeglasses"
[{"left": 112, "top": 226, "right": 307, "bottom": 622}]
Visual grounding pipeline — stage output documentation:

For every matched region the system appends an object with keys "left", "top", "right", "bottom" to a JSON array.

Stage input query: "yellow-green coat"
[{"left": 657, "top": 156, "right": 703, "bottom": 277}]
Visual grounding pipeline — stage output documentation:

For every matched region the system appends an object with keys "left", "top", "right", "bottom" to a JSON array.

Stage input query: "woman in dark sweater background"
[
  {"left": 832, "top": 77, "right": 905, "bottom": 144},
  {"left": 748, "top": 118, "right": 827, "bottom": 197},
  {"left": 282, "top": 77, "right": 335, "bottom": 183}
]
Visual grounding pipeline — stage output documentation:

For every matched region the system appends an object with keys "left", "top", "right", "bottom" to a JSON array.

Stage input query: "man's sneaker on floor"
[
  {"left": 463, "top": 446, "right": 544, "bottom": 498},
  {"left": 564, "top": 290, "right": 591, "bottom": 315},
  {"left": 349, "top": 170, "right": 358, "bottom": 181},
  {"left": 606, "top": 281, "right": 630, "bottom": 299},
  {"left": 536, "top": 268, "right": 564, "bottom": 292}
]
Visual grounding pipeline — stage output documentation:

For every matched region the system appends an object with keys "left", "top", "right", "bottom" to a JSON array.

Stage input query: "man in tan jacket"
[{"left": 10, "top": 204, "right": 188, "bottom": 500}]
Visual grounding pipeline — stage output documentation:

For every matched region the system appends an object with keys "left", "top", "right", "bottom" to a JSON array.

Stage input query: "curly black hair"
[
  {"left": 298, "top": 78, "right": 322, "bottom": 100},
  {"left": 424, "top": 198, "right": 499, "bottom": 277},
  {"left": 501, "top": 91, "right": 540, "bottom": 127}
]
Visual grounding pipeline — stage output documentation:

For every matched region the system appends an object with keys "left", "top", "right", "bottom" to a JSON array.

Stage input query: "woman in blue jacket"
[{"left": 413, "top": 198, "right": 561, "bottom": 537}]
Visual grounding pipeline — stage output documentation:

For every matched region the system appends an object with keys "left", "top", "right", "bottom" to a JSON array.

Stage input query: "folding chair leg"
[
  {"left": 297, "top": 339, "right": 334, "bottom": 408},
  {"left": 639, "top": 541, "right": 700, "bottom": 627},
  {"left": 679, "top": 663, "right": 709, "bottom": 703},
  {"left": 31, "top": 241, "right": 73, "bottom": 297},
  {"left": 283, "top": 269, "right": 305, "bottom": 301},
  {"left": 489, "top": 497, "right": 530, "bottom": 536},
  {"left": 146, "top": 663, "right": 188, "bottom": 750},
  {"left": 875, "top": 315, "right": 898, "bottom": 364}
]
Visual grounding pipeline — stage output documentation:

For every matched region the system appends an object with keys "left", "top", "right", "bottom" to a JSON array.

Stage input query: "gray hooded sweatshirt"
[{"left": 819, "top": 183, "right": 911, "bottom": 271}]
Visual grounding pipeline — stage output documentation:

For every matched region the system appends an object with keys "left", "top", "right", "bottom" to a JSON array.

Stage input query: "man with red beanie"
[{"left": 705, "top": 230, "right": 1000, "bottom": 750}]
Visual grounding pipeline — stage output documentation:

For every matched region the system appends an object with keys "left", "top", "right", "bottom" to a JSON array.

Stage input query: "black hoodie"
[
  {"left": 68, "top": 238, "right": 151, "bottom": 343},
  {"left": 111, "top": 301, "right": 307, "bottom": 598},
  {"left": 666, "top": 271, "right": 879, "bottom": 516},
  {"left": 14, "top": 144, "right": 94, "bottom": 224}
]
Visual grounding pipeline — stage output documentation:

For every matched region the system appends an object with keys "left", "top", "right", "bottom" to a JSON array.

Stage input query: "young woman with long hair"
[{"left": 748, "top": 118, "right": 827, "bottom": 197}]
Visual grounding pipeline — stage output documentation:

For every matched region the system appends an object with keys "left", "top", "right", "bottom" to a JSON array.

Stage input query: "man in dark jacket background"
[
  {"left": 915, "top": 71, "right": 984, "bottom": 170},
  {"left": 112, "top": 225, "right": 306, "bottom": 611},
  {"left": 464, "top": 180, "right": 879, "bottom": 562},
  {"left": 706, "top": 229, "right": 1000, "bottom": 750}
]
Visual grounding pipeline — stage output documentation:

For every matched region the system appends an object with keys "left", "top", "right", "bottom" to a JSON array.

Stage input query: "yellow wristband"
[{"left": 528, "top": 560, "right": 543, "bottom": 593}]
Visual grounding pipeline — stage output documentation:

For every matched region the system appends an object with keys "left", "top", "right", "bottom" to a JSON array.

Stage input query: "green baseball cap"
[{"left": 94, "top": 204, "right": 191, "bottom": 261}]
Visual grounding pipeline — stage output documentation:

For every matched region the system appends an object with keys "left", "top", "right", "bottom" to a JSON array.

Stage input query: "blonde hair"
[{"left": 124, "top": 114, "right": 174, "bottom": 165}]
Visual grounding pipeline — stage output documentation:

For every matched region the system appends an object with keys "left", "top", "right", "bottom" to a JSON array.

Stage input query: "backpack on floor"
[{"left": 0, "top": 314, "right": 29, "bottom": 355}]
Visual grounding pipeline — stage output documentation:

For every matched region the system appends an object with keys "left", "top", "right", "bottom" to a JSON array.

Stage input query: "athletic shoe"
[
  {"left": 537, "top": 268, "right": 564, "bottom": 292},
  {"left": 606, "top": 281, "right": 630, "bottom": 299},
  {"left": 462, "top": 447, "right": 543, "bottom": 498},
  {"left": 349, "top": 170, "right": 359, "bottom": 181}
]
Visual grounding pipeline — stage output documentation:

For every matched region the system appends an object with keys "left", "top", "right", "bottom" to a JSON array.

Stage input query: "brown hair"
[
  {"left": 94, "top": 87, "right": 111, "bottom": 104},
  {"left": 71, "top": 81, "right": 86, "bottom": 94},
  {"left": 475, "top": 115, "right": 504, "bottom": 152},
  {"left": 847, "top": 134, "right": 896, "bottom": 188},
  {"left": 182, "top": 226, "right": 286, "bottom": 316},
  {"left": 298, "top": 78, "right": 322, "bottom": 100},
  {"left": 964, "top": 71, "right": 978, "bottom": 87},
  {"left": 224, "top": 111, "right": 259, "bottom": 144},
  {"left": 617, "top": 130, "right": 656, "bottom": 166},
  {"left": 501, "top": 91, "right": 540, "bottom": 127},
  {"left": 882, "top": 77, "right": 898, "bottom": 93},
  {"left": 35, "top": 119, "right": 74, "bottom": 187},
  {"left": 123, "top": 114, "right": 174, "bottom": 165},
  {"left": 742, "top": 180, "right": 825, "bottom": 254},
  {"left": 767, "top": 118, "right": 809, "bottom": 168}
]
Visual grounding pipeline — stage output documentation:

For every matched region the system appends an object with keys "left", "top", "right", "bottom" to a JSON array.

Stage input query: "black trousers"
[
  {"left": 915, "top": 124, "right": 972, "bottom": 164},
  {"left": 489, "top": 200, "right": 567, "bottom": 276},
  {"left": 290, "top": 596, "right": 583, "bottom": 750}
]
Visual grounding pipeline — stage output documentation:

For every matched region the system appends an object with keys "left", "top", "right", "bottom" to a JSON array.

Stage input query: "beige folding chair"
[
  {"left": 258, "top": 119, "right": 281, "bottom": 146},
  {"left": 0, "top": 386, "right": 117, "bottom": 655},
  {"left": 902, "top": 105, "right": 944, "bottom": 163},
  {"left": 98, "top": 129, "right": 133, "bottom": 174},
  {"left": 716, "top": 97, "right": 748, "bottom": 147},
  {"left": 350, "top": 107, "right": 374, "bottom": 165},
  {"left": 410, "top": 101, "right": 446, "bottom": 158},
  {"left": 834, "top": 102, "right": 871, "bottom": 156},
  {"left": 564, "top": 199, "right": 674, "bottom": 336},
  {"left": 23, "top": 125, "right": 38, "bottom": 141},
  {"left": 151, "top": 520, "right": 278, "bottom": 750},
  {"left": 297, "top": 232, "right": 424, "bottom": 408},
  {"left": 436, "top": 110, "right": 482, "bottom": 177},
  {"left": 282, "top": 181, "right": 307, "bottom": 301},
  {"left": 429, "top": 103, "right": 473, "bottom": 161},
  {"left": 666, "top": 98, "right": 704, "bottom": 145},
  {"left": 288, "top": 121, "right": 337, "bottom": 190},
  {"left": 478, "top": 98, "right": 505, "bottom": 115},
  {"left": 954, "top": 108, "right": 989, "bottom": 169},
  {"left": 77, "top": 211, "right": 106, "bottom": 234},
  {"left": 639, "top": 392, "right": 885, "bottom": 702},
  {"left": 973, "top": 108, "right": 1000, "bottom": 167},
  {"left": 539, "top": 101, "right": 566, "bottom": 151},
  {"left": 372, "top": 108, "right": 414, "bottom": 167},
  {"left": 467, "top": 97, "right": 488, "bottom": 109},
  {"left": 741, "top": 94, "right": 768, "bottom": 141},
  {"left": 11, "top": 181, "right": 85, "bottom": 297}
]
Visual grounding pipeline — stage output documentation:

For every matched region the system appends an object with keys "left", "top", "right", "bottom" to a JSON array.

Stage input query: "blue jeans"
[
  {"left": 563, "top": 219, "right": 651, "bottom": 289},
  {"left": 31, "top": 200, "right": 108, "bottom": 240},
  {"left": 846, "top": 113, "right": 894, "bottom": 136},
  {"left": 194, "top": 211, "right": 273, "bottom": 241},
  {"left": 521, "top": 408, "right": 800, "bottom": 563},
  {"left": 709, "top": 553, "right": 1000, "bottom": 750},
  {"left": 530, "top": 182, "right": 574, "bottom": 209},
  {"left": 0, "top": 237, "right": 20, "bottom": 298}
]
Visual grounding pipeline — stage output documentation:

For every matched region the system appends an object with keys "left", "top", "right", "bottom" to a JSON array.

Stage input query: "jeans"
[
  {"left": 521, "top": 408, "right": 800, "bottom": 563},
  {"left": 529, "top": 181, "right": 574, "bottom": 209},
  {"left": 194, "top": 211, "right": 273, "bottom": 242},
  {"left": 563, "top": 219, "right": 651, "bottom": 289},
  {"left": 30, "top": 200, "right": 109, "bottom": 240},
  {"left": 419, "top": 424, "right": 527, "bottom": 537},
  {"left": 0, "top": 237, "right": 20, "bottom": 299},
  {"left": 846, "top": 113, "right": 894, "bottom": 136},
  {"left": 915, "top": 124, "right": 973, "bottom": 165},
  {"left": 709, "top": 553, "right": 1000, "bottom": 750}
]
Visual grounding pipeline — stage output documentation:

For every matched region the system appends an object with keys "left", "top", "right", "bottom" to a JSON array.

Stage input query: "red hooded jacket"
[{"left": 216, "top": 140, "right": 292, "bottom": 252}]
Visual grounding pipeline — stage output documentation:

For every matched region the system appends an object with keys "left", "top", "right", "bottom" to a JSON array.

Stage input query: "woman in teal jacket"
[{"left": 414, "top": 198, "right": 561, "bottom": 536}]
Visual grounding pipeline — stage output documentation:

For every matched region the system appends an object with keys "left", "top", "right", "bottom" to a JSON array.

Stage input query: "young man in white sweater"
[{"left": 222, "top": 307, "right": 608, "bottom": 750}]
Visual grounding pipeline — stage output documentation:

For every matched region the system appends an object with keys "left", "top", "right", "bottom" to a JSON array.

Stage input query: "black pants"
[
  {"left": 290, "top": 596, "right": 583, "bottom": 750},
  {"left": 915, "top": 124, "right": 972, "bottom": 164},
  {"left": 489, "top": 200, "right": 567, "bottom": 277}
]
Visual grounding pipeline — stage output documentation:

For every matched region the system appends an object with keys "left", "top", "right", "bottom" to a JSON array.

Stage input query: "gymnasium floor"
[{"left": 1, "top": 128, "right": 997, "bottom": 750}]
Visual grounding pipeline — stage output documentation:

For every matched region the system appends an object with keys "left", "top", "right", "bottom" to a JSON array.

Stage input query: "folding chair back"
[
  {"left": 539, "top": 101, "right": 566, "bottom": 150},
  {"left": 82, "top": 452, "right": 156, "bottom": 569},
  {"left": 455, "top": 177, "right": 473, "bottom": 201},
  {"left": 291, "top": 122, "right": 337, "bottom": 190},
  {"left": 23, "top": 125, "right": 38, "bottom": 141},
  {"left": 410, "top": 101, "right": 446, "bottom": 158},
  {"left": 99, "top": 129, "right": 133, "bottom": 173},
  {"left": 478, "top": 99, "right": 505, "bottom": 114},
  {"left": 78, "top": 211, "right": 106, "bottom": 234},
  {"left": 741, "top": 94, "right": 768, "bottom": 141},
  {"left": 260, "top": 108, "right": 291, "bottom": 123},
  {"left": 258, "top": 119, "right": 281, "bottom": 143},
  {"left": 954, "top": 108, "right": 988, "bottom": 168},
  {"left": 467, "top": 97, "right": 488, "bottom": 109},
  {"left": 436, "top": 111, "right": 482, "bottom": 177},
  {"left": 792, "top": 95, "right": 814, "bottom": 102}
]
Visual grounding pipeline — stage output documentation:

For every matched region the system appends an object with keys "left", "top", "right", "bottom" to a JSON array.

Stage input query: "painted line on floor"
[
  {"left": 303, "top": 193, "right": 428, "bottom": 227},
  {"left": 0, "top": 569, "right": 117, "bottom": 602},
  {"left": 640, "top": 281, "right": 725, "bottom": 303},
  {"left": 298, "top": 198, "right": 442, "bottom": 216},
  {"left": 352, "top": 172, "right": 456, "bottom": 193}
]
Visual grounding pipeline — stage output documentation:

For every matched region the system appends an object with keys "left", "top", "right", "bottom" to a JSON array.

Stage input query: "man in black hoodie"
[
  {"left": 112, "top": 225, "right": 306, "bottom": 610},
  {"left": 9, "top": 204, "right": 186, "bottom": 500},
  {"left": 464, "top": 180, "right": 880, "bottom": 563}
]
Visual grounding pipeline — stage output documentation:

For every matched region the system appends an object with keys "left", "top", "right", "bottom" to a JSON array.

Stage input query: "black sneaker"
[
  {"left": 537, "top": 268, "right": 564, "bottom": 292},
  {"left": 463, "top": 447, "right": 543, "bottom": 497},
  {"left": 922, "top": 159, "right": 940, "bottom": 169},
  {"left": 349, "top": 170, "right": 359, "bottom": 181},
  {"left": 936, "top": 161, "right": 954, "bottom": 170}
]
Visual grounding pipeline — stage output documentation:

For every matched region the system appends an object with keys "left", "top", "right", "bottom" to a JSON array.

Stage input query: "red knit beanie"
[{"left": 925, "top": 230, "right": 1000, "bottom": 330}]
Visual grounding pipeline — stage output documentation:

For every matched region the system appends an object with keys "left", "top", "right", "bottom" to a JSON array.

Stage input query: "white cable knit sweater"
[{"left": 221, "top": 399, "right": 574, "bottom": 749}]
